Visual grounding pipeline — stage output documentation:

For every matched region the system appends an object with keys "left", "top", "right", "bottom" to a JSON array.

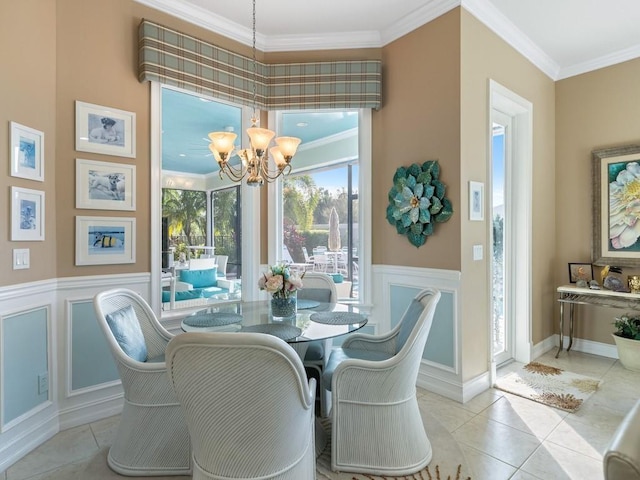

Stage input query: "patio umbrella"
[{"left": 328, "top": 207, "right": 341, "bottom": 252}]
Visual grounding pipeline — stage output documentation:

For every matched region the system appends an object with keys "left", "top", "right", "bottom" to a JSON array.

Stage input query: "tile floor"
[{"left": 2, "top": 349, "right": 638, "bottom": 480}]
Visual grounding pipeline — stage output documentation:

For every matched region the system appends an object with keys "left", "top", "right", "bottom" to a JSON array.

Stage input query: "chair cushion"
[
  {"left": 331, "top": 273, "right": 344, "bottom": 283},
  {"left": 180, "top": 267, "right": 218, "bottom": 288},
  {"left": 322, "top": 347, "right": 394, "bottom": 391},
  {"left": 105, "top": 305, "right": 148, "bottom": 362},
  {"left": 304, "top": 341, "right": 324, "bottom": 361},
  {"left": 396, "top": 299, "right": 426, "bottom": 354},
  {"left": 298, "top": 287, "right": 331, "bottom": 303},
  {"left": 163, "top": 289, "right": 205, "bottom": 303}
]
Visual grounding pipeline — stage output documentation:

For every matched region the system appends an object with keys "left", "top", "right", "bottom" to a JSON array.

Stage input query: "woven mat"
[
  {"left": 495, "top": 361, "right": 602, "bottom": 413},
  {"left": 182, "top": 312, "right": 242, "bottom": 328},
  {"left": 310, "top": 312, "right": 366, "bottom": 325},
  {"left": 297, "top": 299, "right": 321, "bottom": 309},
  {"left": 240, "top": 323, "right": 302, "bottom": 341}
]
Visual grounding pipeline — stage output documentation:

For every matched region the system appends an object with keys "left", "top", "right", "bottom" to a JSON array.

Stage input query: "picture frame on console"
[
  {"left": 76, "top": 159, "right": 136, "bottom": 211},
  {"left": 75, "top": 101, "right": 136, "bottom": 158},
  {"left": 593, "top": 144, "right": 640, "bottom": 267},
  {"left": 568, "top": 263, "right": 593, "bottom": 283},
  {"left": 75, "top": 216, "right": 136, "bottom": 266}
]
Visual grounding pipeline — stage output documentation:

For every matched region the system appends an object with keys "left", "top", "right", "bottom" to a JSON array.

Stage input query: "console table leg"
[
  {"left": 556, "top": 301, "right": 564, "bottom": 358},
  {"left": 567, "top": 303, "right": 575, "bottom": 352}
]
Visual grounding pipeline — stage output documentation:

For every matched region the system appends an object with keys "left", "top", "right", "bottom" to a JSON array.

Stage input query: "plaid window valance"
[{"left": 138, "top": 20, "right": 382, "bottom": 110}]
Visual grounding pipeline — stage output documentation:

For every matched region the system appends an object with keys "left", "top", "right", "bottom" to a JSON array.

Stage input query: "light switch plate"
[
  {"left": 13, "top": 249, "right": 30, "bottom": 270},
  {"left": 473, "top": 244, "right": 483, "bottom": 261}
]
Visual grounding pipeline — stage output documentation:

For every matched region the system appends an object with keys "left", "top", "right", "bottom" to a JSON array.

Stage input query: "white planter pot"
[{"left": 612, "top": 334, "right": 640, "bottom": 372}]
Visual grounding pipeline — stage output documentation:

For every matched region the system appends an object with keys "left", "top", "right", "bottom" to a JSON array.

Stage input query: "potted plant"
[{"left": 613, "top": 314, "right": 640, "bottom": 371}]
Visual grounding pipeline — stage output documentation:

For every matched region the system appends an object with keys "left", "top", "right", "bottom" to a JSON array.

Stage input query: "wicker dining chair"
[
  {"left": 93, "top": 288, "right": 191, "bottom": 476},
  {"left": 322, "top": 288, "right": 441, "bottom": 475},
  {"left": 166, "top": 332, "right": 316, "bottom": 480},
  {"left": 298, "top": 272, "right": 337, "bottom": 417}
]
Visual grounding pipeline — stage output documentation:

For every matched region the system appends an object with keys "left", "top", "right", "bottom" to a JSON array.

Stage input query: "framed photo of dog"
[
  {"left": 11, "top": 187, "right": 45, "bottom": 241},
  {"left": 75, "top": 101, "right": 136, "bottom": 158},
  {"left": 10, "top": 121, "right": 44, "bottom": 181},
  {"left": 76, "top": 159, "right": 136, "bottom": 211},
  {"left": 76, "top": 216, "right": 136, "bottom": 266}
]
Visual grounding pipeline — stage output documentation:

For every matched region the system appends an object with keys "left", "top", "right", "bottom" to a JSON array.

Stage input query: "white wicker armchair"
[
  {"left": 93, "top": 288, "right": 191, "bottom": 476},
  {"left": 322, "top": 288, "right": 441, "bottom": 475},
  {"left": 166, "top": 332, "right": 316, "bottom": 480},
  {"left": 298, "top": 272, "right": 337, "bottom": 417}
]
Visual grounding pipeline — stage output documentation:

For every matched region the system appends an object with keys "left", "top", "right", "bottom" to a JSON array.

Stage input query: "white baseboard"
[
  {"left": 0, "top": 415, "right": 58, "bottom": 474},
  {"left": 58, "top": 394, "right": 124, "bottom": 431},
  {"left": 532, "top": 334, "right": 619, "bottom": 360}
]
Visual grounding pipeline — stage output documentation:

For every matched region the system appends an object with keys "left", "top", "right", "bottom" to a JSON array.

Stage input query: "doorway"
[{"left": 489, "top": 80, "right": 533, "bottom": 368}]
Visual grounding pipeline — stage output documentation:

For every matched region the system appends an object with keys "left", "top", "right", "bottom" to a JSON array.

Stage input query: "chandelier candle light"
[{"left": 208, "top": 0, "right": 301, "bottom": 186}]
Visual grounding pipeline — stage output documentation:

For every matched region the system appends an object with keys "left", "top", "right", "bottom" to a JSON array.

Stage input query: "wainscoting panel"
[
  {"left": 372, "top": 265, "right": 463, "bottom": 400},
  {"left": 69, "top": 301, "right": 119, "bottom": 393}
]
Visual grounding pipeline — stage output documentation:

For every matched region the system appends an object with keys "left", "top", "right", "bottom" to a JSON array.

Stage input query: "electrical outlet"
[{"left": 38, "top": 372, "right": 49, "bottom": 395}]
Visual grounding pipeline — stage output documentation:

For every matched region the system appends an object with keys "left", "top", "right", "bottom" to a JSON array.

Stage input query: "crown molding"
[
  {"left": 461, "top": 0, "right": 560, "bottom": 80},
  {"left": 557, "top": 43, "right": 640, "bottom": 80},
  {"left": 263, "top": 31, "right": 382, "bottom": 52},
  {"left": 380, "top": 0, "right": 459, "bottom": 46}
]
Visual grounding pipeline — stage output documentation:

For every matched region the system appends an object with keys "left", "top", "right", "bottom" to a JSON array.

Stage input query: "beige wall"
[
  {"left": 556, "top": 58, "right": 640, "bottom": 345},
  {"left": 0, "top": 1, "right": 57, "bottom": 286},
  {"left": 460, "top": 10, "right": 556, "bottom": 378},
  {"left": 375, "top": 9, "right": 462, "bottom": 270}
]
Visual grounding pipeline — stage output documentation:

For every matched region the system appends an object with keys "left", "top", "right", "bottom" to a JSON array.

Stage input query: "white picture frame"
[
  {"left": 76, "top": 216, "right": 136, "bottom": 266},
  {"left": 76, "top": 159, "right": 136, "bottom": 211},
  {"left": 11, "top": 187, "right": 45, "bottom": 241},
  {"left": 10, "top": 122, "right": 44, "bottom": 181},
  {"left": 469, "top": 181, "right": 484, "bottom": 221},
  {"left": 75, "top": 101, "right": 136, "bottom": 158}
]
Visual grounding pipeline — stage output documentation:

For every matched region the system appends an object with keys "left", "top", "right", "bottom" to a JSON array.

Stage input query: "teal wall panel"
[
  {"left": 71, "top": 302, "right": 119, "bottom": 391},
  {"left": 389, "top": 285, "right": 455, "bottom": 368},
  {"left": 2, "top": 308, "right": 48, "bottom": 425}
]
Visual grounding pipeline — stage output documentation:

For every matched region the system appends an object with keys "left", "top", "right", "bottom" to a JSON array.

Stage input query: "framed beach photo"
[
  {"left": 568, "top": 263, "right": 593, "bottom": 283},
  {"left": 593, "top": 144, "right": 640, "bottom": 267},
  {"left": 75, "top": 216, "right": 136, "bottom": 266},
  {"left": 10, "top": 122, "right": 44, "bottom": 181},
  {"left": 11, "top": 187, "right": 45, "bottom": 241},
  {"left": 75, "top": 101, "right": 136, "bottom": 158},
  {"left": 469, "top": 181, "right": 484, "bottom": 221},
  {"left": 76, "top": 159, "right": 136, "bottom": 211}
]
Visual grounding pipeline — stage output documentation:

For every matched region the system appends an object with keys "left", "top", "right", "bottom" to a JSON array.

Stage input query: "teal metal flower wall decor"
[{"left": 386, "top": 161, "right": 453, "bottom": 247}]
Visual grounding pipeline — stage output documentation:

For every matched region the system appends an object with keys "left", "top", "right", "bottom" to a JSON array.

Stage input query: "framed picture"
[
  {"left": 568, "top": 263, "right": 593, "bottom": 283},
  {"left": 76, "top": 159, "right": 136, "bottom": 211},
  {"left": 75, "top": 101, "right": 136, "bottom": 158},
  {"left": 76, "top": 216, "right": 136, "bottom": 266},
  {"left": 469, "top": 181, "right": 484, "bottom": 221},
  {"left": 11, "top": 187, "right": 45, "bottom": 241},
  {"left": 593, "top": 144, "right": 640, "bottom": 267},
  {"left": 10, "top": 122, "right": 44, "bottom": 181}
]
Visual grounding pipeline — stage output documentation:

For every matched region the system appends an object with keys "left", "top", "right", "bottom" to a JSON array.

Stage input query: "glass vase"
[{"left": 270, "top": 293, "right": 297, "bottom": 322}]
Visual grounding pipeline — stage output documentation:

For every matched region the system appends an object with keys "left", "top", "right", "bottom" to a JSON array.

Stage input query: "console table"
[{"left": 556, "top": 285, "right": 640, "bottom": 358}]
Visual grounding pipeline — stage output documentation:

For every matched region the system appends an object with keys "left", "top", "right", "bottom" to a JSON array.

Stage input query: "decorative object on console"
[
  {"left": 629, "top": 275, "right": 640, "bottom": 294},
  {"left": 386, "top": 161, "right": 453, "bottom": 247},
  {"left": 207, "top": 0, "right": 300, "bottom": 186},
  {"left": 602, "top": 265, "right": 628, "bottom": 292},
  {"left": 613, "top": 313, "right": 640, "bottom": 371}
]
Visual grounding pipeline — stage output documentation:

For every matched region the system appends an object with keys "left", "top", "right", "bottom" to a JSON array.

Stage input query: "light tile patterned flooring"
[{"left": 3, "top": 349, "right": 639, "bottom": 480}]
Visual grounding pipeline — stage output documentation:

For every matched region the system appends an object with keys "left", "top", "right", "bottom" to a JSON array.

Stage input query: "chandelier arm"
[{"left": 219, "top": 161, "right": 248, "bottom": 182}]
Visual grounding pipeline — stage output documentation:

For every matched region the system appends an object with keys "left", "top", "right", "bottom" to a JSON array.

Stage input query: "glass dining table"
[
  {"left": 180, "top": 298, "right": 368, "bottom": 453},
  {"left": 180, "top": 298, "right": 368, "bottom": 360}
]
